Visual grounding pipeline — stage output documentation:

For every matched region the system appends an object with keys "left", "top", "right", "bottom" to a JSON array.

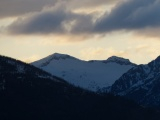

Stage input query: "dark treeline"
[{"left": 0, "top": 55, "right": 160, "bottom": 120}]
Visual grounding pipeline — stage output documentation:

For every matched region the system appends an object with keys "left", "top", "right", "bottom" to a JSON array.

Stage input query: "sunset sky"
[{"left": 0, "top": 0, "right": 160, "bottom": 64}]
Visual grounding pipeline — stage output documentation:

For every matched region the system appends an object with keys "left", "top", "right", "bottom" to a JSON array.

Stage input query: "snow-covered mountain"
[
  {"left": 32, "top": 53, "right": 136, "bottom": 91},
  {"left": 111, "top": 56, "right": 160, "bottom": 108},
  {"left": 1, "top": 55, "right": 160, "bottom": 120}
]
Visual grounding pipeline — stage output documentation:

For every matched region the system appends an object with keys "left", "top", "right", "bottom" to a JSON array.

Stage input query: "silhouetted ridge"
[
  {"left": 0, "top": 55, "right": 160, "bottom": 120},
  {"left": 111, "top": 55, "right": 160, "bottom": 110}
]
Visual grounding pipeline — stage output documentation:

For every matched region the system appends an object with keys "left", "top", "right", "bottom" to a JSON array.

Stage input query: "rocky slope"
[{"left": 111, "top": 56, "right": 160, "bottom": 109}]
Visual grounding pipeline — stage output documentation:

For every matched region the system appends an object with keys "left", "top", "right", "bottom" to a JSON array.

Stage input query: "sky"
[{"left": 1, "top": 0, "right": 160, "bottom": 64}]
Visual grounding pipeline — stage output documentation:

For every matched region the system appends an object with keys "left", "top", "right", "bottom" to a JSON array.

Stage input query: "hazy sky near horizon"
[{"left": 1, "top": 0, "right": 160, "bottom": 64}]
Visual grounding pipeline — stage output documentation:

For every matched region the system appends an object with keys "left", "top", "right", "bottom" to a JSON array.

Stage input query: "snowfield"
[{"left": 32, "top": 53, "right": 136, "bottom": 91}]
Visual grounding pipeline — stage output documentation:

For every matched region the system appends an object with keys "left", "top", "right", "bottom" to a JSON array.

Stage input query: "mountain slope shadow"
[{"left": 0, "top": 55, "right": 159, "bottom": 120}]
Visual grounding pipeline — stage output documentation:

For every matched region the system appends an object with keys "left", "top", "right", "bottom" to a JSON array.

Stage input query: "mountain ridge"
[
  {"left": 110, "top": 55, "right": 160, "bottom": 109},
  {"left": 32, "top": 53, "right": 136, "bottom": 91},
  {"left": 0, "top": 55, "right": 160, "bottom": 120}
]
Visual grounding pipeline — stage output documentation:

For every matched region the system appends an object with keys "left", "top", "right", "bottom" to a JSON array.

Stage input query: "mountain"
[
  {"left": 0, "top": 55, "right": 160, "bottom": 120},
  {"left": 102, "top": 56, "right": 134, "bottom": 65},
  {"left": 111, "top": 56, "right": 160, "bottom": 109},
  {"left": 32, "top": 53, "right": 136, "bottom": 91}
]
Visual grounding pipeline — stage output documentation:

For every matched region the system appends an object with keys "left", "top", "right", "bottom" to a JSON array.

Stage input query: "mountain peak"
[
  {"left": 104, "top": 56, "right": 134, "bottom": 65},
  {"left": 51, "top": 53, "right": 74, "bottom": 60},
  {"left": 148, "top": 55, "right": 160, "bottom": 69},
  {"left": 107, "top": 56, "right": 128, "bottom": 61},
  {"left": 154, "top": 55, "right": 160, "bottom": 62},
  {"left": 32, "top": 53, "right": 78, "bottom": 67},
  {"left": 43, "top": 53, "right": 79, "bottom": 61}
]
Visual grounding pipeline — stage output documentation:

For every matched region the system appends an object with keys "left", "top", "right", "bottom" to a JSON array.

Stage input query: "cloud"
[
  {"left": 94, "top": 0, "right": 160, "bottom": 32},
  {"left": 5, "top": 0, "right": 160, "bottom": 38},
  {"left": 80, "top": 47, "right": 129, "bottom": 60},
  {"left": 80, "top": 44, "right": 160, "bottom": 64},
  {"left": 68, "top": 0, "right": 120, "bottom": 9},
  {"left": 0, "top": 0, "right": 57, "bottom": 18},
  {"left": 8, "top": 7, "right": 67, "bottom": 34},
  {"left": 7, "top": 4, "right": 94, "bottom": 35},
  {"left": 0, "top": 0, "right": 121, "bottom": 18},
  {"left": 135, "top": 45, "right": 149, "bottom": 53},
  {"left": 0, "top": 26, "right": 4, "bottom": 34},
  {"left": 135, "top": 27, "right": 160, "bottom": 38}
]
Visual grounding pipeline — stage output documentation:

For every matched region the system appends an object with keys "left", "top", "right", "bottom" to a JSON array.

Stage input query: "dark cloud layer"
[
  {"left": 0, "top": 0, "right": 57, "bottom": 18},
  {"left": 0, "top": 0, "right": 120, "bottom": 18},
  {"left": 6, "top": 0, "right": 160, "bottom": 36},
  {"left": 8, "top": 8, "right": 67, "bottom": 34},
  {"left": 8, "top": 6, "right": 94, "bottom": 35},
  {"left": 94, "top": 0, "right": 160, "bottom": 32}
]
